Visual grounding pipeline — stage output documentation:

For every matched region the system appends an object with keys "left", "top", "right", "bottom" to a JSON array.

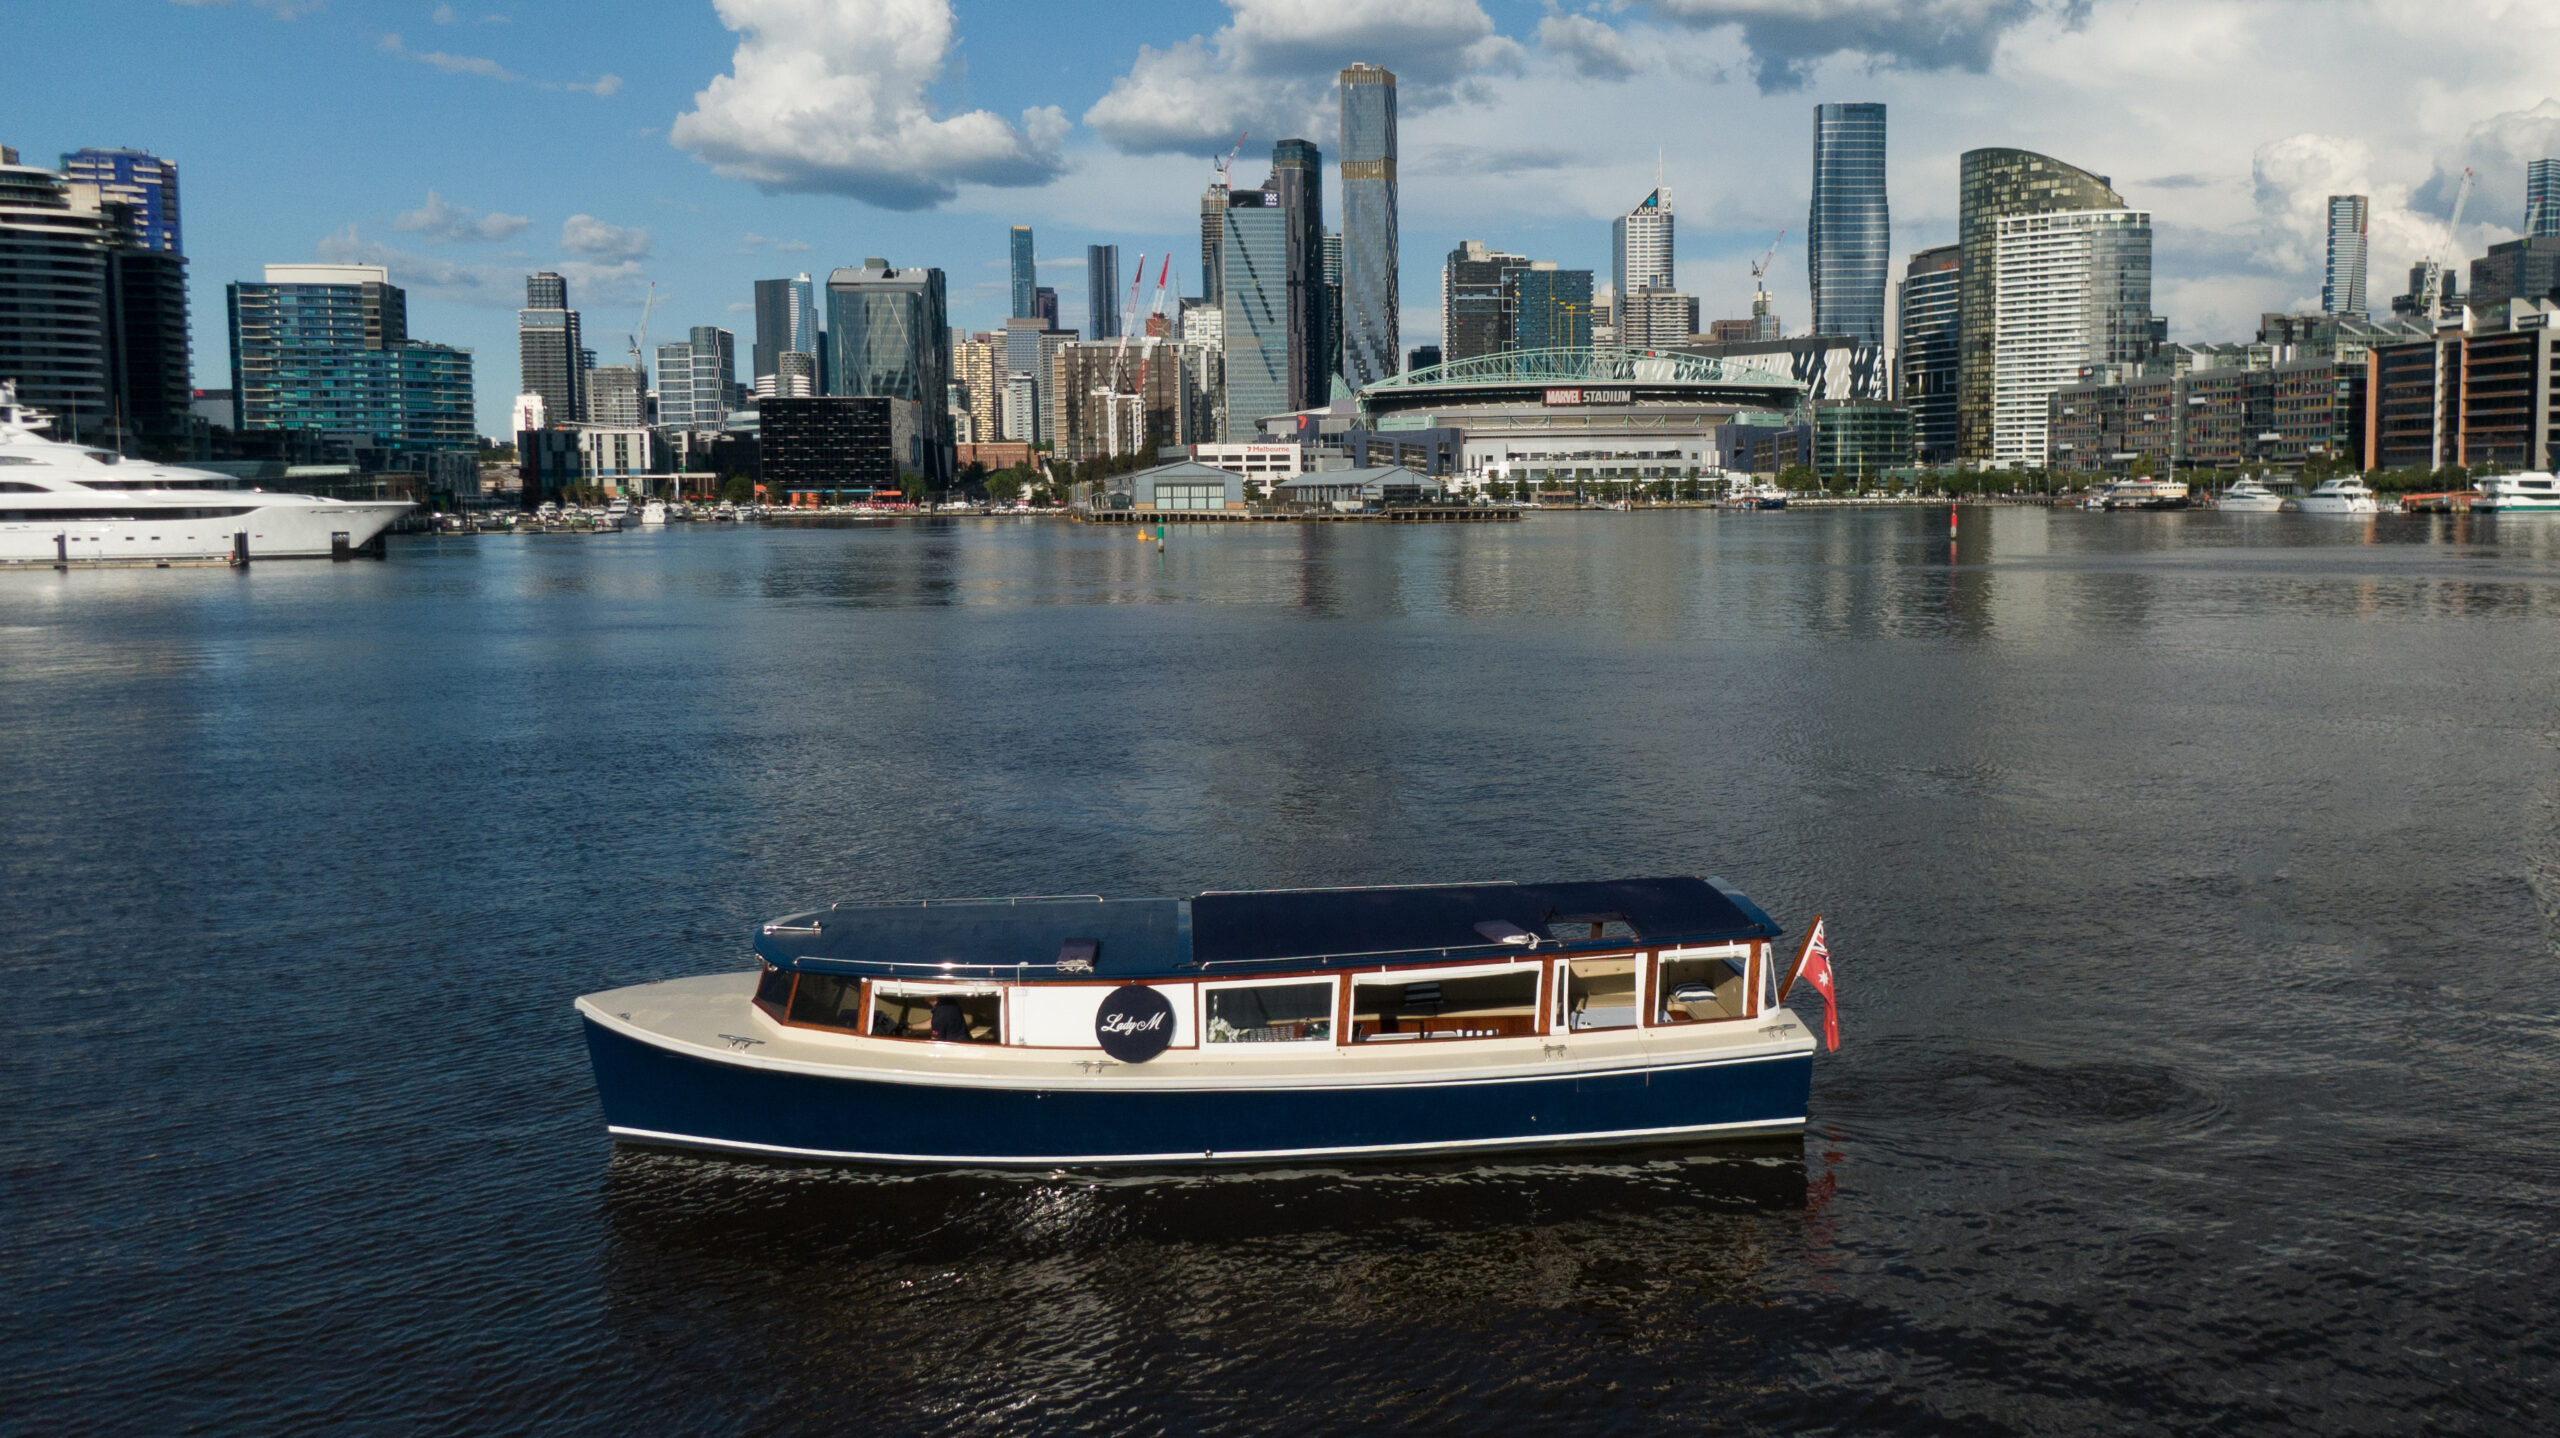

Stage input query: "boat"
[
  {"left": 640, "top": 500, "right": 668, "bottom": 525},
  {"left": 0, "top": 381, "right": 411, "bottom": 564},
  {"left": 576, "top": 876, "right": 1828, "bottom": 1169},
  {"left": 2216, "top": 478, "right": 2285, "bottom": 512},
  {"left": 2470, "top": 472, "right": 2560, "bottom": 512},
  {"left": 2288, "top": 477, "right": 2379, "bottom": 514},
  {"left": 2091, "top": 479, "right": 2192, "bottom": 511}
]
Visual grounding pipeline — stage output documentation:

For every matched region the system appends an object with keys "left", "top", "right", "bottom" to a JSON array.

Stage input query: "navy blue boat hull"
[{"left": 583, "top": 1017, "right": 1812, "bottom": 1167}]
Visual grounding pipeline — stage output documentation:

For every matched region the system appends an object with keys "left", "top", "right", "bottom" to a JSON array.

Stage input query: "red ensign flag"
[{"left": 1784, "top": 917, "right": 1839, "bottom": 1052}]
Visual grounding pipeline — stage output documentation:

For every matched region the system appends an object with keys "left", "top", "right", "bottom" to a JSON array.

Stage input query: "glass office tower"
[
  {"left": 2323, "top": 195, "right": 2369, "bottom": 316},
  {"left": 827, "top": 259, "right": 952, "bottom": 482},
  {"left": 1898, "top": 244, "right": 1960, "bottom": 464},
  {"left": 1009, "top": 226, "right": 1035, "bottom": 319},
  {"left": 1087, "top": 244, "right": 1121, "bottom": 340},
  {"left": 2527, "top": 160, "right": 2560, "bottom": 239},
  {"left": 1808, "top": 102, "right": 1889, "bottom": 344},
  {"left": 1220, "top": 190, "right": 1292, "bottom": 438},
  {"left": 1338, "top": 63, "right": 1400, "bottom": 389}
]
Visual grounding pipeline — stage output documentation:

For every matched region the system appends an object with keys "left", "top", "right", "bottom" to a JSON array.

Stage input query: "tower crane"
[
  {"left": 1750, "top": 230, "right": 1786, "bottom": 301},
  {"left": 1132, "top": 254, "right": 1176, "bottom": 398},
  {"left": 1214, "top": 131, "right": 1249, "bottom": 185},
  {"left": 1106, "top": 252, "right": 1147, "bottom": 393},
  {"left": 627, "top": 281, "right": 659, "bottom": 377},
  {"left": 2424, "top": 167, "right": 2474, "bottom": 322}
]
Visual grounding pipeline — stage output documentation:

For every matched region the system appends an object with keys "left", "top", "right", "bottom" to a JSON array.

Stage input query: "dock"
[{"left": 1078, "top": 506, "right": 1520, "bottom": 525}]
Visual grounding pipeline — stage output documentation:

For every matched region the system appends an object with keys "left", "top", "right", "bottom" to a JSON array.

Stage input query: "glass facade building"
[
  {"left": 2323, "top": 195, "right": 2369, "bottom": 316},
  {"left": 226, "top": 264, "right": 472, "bottom": 449},
  {"left": 752, "top": 274, "right": 821, "bottom": 390},
  {"left": 1957, "top": 148, "right": 2124, "bottom": 463},
  {"left": 2528, "top": 160, "right": 2560, "bottom": 240},
  {"left": 518, "top": 271, "right": 583, "bottom": 425},
  {"left": 1510, "top": 266, "right": 1594, "bottom": 351},
  {"left": 1009, "top": 226, "right": 1036, "bottom": 319},
  {"left": 827, "top": 260, "right": 951, "bottom": 480},
  {"left": 1808, "top": 103, "right": 1889, "bottom": 344},
  {"left": 1338, "top": 63, "right": 1400, "bottom": 390},
  {"left": 1897, "top": 244, "right": 1961, "bottom": 465},
  {"left": 1269, "top": 139, "right": 1326, "bottom": 412},
  {"left": 1441, "top": 241, "right": 1527, "bottom": 363},
  {"left": 1989, "top": 209, "right": 2152, "bottom": 470},
  {"left": 1087, "top": 244, "right": 1121, "bottom": 340},
  {"left": 1220, "top": 192, "right": 1293, "bottom": 437}
]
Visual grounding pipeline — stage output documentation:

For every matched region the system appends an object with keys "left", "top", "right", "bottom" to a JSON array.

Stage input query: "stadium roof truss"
[{"left": 1362, "top": 346, "right": 1807, "bottom": 398}]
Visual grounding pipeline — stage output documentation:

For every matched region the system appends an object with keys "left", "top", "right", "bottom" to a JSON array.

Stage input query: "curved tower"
[
  {"left": 1808, "top": 103, "right": 1888, "bottom": 345},
  {"left": 1956, "top": 148, "right": 2122, "bottom": 464}
]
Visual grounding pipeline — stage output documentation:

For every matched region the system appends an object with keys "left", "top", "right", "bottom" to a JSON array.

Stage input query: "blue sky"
[{"left": 11, "top": 0, "right": 2559, "bottom": 437}]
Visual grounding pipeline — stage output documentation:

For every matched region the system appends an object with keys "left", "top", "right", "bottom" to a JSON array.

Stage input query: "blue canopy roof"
[{"left": 755, "top": 877, "right": 1779, "bottom": 982}]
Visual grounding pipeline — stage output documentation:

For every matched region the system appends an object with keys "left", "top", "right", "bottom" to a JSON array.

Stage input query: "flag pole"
[{"left": 1778, "top": 913, "right": 1824, "bottom": 1002}]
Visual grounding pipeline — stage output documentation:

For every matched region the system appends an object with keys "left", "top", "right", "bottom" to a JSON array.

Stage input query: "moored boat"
[
  {"left": 2092, "top": 479, "right": 2192, "bottom": 511},
  {"left": 2470, "top": 472, "right": 2560, "bottom": 512},
  {"left": 2289, "top": 477, "right": 2379, "bottom": 514},
  {"left": 577, "top": 877, "right": 1829, "bottom": 1168},
  {"left": 2216, "top": 478, "right": 2285, "bottom": 512}
]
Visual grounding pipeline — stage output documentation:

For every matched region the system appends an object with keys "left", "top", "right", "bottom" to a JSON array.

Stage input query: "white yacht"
[
  {"left": 640, "top": 499, "right": 668, "bottom": 525},
  {"left": 2288, "top": 477, "right": 2379, "bottom": 514},
  {"left": 0, "top": 382, "right": 411, "bottom": 564},
  {"left": 2217, "top": 478, "right": 2285, "bottom": 512},
  {"left": 2471, "top": 472, "right": 2560, "bottom": 512}
]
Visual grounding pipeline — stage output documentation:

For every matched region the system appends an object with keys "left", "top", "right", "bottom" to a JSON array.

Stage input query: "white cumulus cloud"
[
  {"left": 670, "top": 0, "right": 1067, "bottom": 210},
  {"left": 560, "top": 214, "right": 653, "bottom": 262},
  {"left": 1642, "top": 0, "right": 2054, "bottom": 91},
  {"left": 391, "top": 189, "right": 530, "bottom": 243},
  {"left": 1539, "top": 14, "right": 1643, "bottom": 80},
  {"left": 1085, "top": 0, "right": 1524, "bottom": 155}
]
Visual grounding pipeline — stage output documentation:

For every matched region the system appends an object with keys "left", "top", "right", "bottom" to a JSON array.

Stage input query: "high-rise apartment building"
[
  {"left": 1808, "top": 103, "right": 1889, "bottom": 344},
  {"left": 1, "top": 154, "right": 113, "bottom": 438},
  {"left": 951, "top": 332, "right": 1003, "bottom": 444},
  {"left": 752, "top": 273, "right": 821, "bottom": 394},
  {"left": 655, "top": 327, "right": 739, "bottom": 429},
  {"left": 1320, "top": 230, "right": 1343, "bottom": 385},
  {"left": 1009, "top": 225, "right": 1036, "bottom": 319},
  {"left": 1338, "top": 62, "right": 1400, "bottom": 390},
  {"left": 2468, "top": 235, "right": 2560, "bottom": 308},
  {"left": 1034, "top": 286, "right": 1060, "bottom": 332},
  {"left": 61, "top": 148, "right": 180, "bottom": 255},
  {"left": 1898, "top": 244, "right": 1961, "bottom": 463},
  {"left": 518, "top": 271, "right": 583, "bottom": 426},
  {"left": 226, "top": 263, "right": 472, "bottom": 449},
  {"left": 1957, "top": 148, "right": 2125, "bottom": 463},
  {"left": 586, "top": 364, "right": 646, "bottom": 427},
  {"left": 1619, "top": 287, "right": 1701, "bottom": 349},
  {"left": 1511, "top": 264, "right": 1594, "bottom": 350},
  {"left": 1200, "top": 178, "right": 1227, "bottom": 304},
  {"left": 2323, "top": 195, "right": 2369, "bottom": 316},
  {"left": 1087, "top": 245, "right": 1121, "bottom": 340},
  {"left": 1989, "top": 208, "right": 2152, "bottom": 469},
  {"left": 1441, "top": 241, "right": 1527, "bottom": 363},
  {"left": 827, "top": 259, "right": 951, "bottom": 481},
  {"left": 1614, "top": 186, "right": 1675, "bottom": 299},
  {"left": 1220, "top": 188, "right": 1292, "bottom": 437},
  {"left": 2527, "top": 160, "right": 2560, "bottom": 240},
  {"left": 1270, "top": 139, "right": 1326, "bottom": 411}
]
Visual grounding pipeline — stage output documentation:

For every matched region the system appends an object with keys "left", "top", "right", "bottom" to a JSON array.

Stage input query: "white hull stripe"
[{"left": 605, "top": 1115, "right": 1807, "bottom": 1167}]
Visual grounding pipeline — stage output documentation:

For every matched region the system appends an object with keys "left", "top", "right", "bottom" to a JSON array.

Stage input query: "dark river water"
[{"left": 5, "top": 508, "right": 2557, "bottom": 1434}]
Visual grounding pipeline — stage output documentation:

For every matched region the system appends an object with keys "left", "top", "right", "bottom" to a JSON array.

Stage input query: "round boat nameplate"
[{"left": 1094, "top": 984, "right": 1175, "bottom": 1063}]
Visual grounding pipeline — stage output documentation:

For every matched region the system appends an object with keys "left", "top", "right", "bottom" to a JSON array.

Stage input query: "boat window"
[
  {"left": 870, "top": 985, "right": 1002, "bottom": 1043},
  {"left": 753, "top": 963, "right": 794, "bottom": 1019},
  {"left": 1561, "top": 956, "right": 1639, "bottom": 1031},
  {"left": 1656, "top": 952, "right": 1752, "bottom": 1023},
  {"left": 0, "top": 480, "right": 44, "bottom": 491},
  {"left": 1205, "top": 982, "right": 1333, "bottom": 1043},
  {"left": 1547, "top": 912, "right": 1637, "bottom": 942},
  {"left": 0, "top": 456, "right": 39, "bottom": 465},
  {"left": 785, "top": 972, "right": 865, "bottom": 1030},
  {"left": 1350, "top": 969, "right": 1538, "bottom": 1041},
  {"left": 83, "top": 451, "right": 121, "bottom": 465}
]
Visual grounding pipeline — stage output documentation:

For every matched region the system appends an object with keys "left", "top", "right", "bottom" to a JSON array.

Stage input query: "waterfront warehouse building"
[
  {"left": 518, "top": 271, "right": 584, "bottom": 426},
  {"left": 1808, "top": 103, "right": 1889, "bottom": 346},
  {"left": 762, "top": 395, "right": 898, "bottom": 502},
  {"left": 226, "top": 263, "right": 473, "bottom": 451},
  {"left": 1338, "top": 63, "right": 1400, "bottom": 390},
  {"left": 1989, "top": 207, "right": 2153, "bottom": 469},
  {"left": 1357, "top": 347, "right": 1802, "bottom": 489},
  {"left": 1957, "top": 148, "right": 2126, "bottom": 464},
  {"left": 1899, "top": 245, "right": 1961, "bottom": 464},
  {"left": 2324, "top": 195, "right": 2369, "bottom": 317},
  {"left": 827, "top": 259, "right": 951, "bottom": 482}
]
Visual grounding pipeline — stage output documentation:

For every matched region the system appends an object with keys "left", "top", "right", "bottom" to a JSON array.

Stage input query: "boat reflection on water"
[{"left": 593, "top": 1142, "right": 1822, "bottom": 1424}]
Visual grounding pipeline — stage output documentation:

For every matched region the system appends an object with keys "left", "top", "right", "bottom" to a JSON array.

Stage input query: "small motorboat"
[{"left": 2217, "top": 478, "right": 2285, "bottom": 512}]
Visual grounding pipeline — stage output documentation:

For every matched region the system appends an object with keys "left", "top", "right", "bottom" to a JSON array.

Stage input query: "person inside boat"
[{"left": 930, "top": 994, "right": 969, "bottom": 1042}]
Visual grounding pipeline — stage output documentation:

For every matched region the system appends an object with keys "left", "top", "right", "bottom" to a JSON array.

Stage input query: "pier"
[{"left": 1078, "top": 506, "right": 1520, "bottom": 524}]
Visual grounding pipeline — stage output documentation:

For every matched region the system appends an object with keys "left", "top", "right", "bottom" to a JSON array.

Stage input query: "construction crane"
[
  {"left": 1131, "top": 255, "right": 1176, "bottom": 399},
  {"left": 1105, "top": 252, "right": 1147, "bottom": 393},
  {"left": 1750, "top": 230, "right": 1786, "bottom": 302},
  {"left": 1213, "top": 131, "right": 1249, "bottom": 185},
  {"left": 2423, "top": 167, "right": 2474, "bottom": 322},
  {"left": 627, "top": 281, "right": 659, "bottom": 377}
]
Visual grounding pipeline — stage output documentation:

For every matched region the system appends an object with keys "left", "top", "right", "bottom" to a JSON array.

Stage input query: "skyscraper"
[
  {"left": 519, "top": 271, "right": 583, "bottom": 425},
  {"left": 1957, "top": 148, "right": 2125, "bottom": 463},
  {"left": 1087, "top": 245, "right": 1121, "bottom": 341},
  {"left": 1009, "top": 225, "right": 1036, "bottom": 319},
  {"left": 227, "top": 263, "right": 471, "bottom": 450},
  {"left": 1898, "top": 244, "right": 1961, "bottom": 464},
  {"left": 1034, "top": 286, "right": 1060, "bottom": 332},
  {"left": 1270, "top": 139, "right": 1326, "bottom": 411},
  {"left": 1808, "top": 103, "right": 1889, "bottom": 344},
  {"left": 1441, "top": 241, "right": 1528, "bottom": 362},
  {"left": 1220, "top": 187, "right": 1292, "bottom": 436},
  {"left": 653, "top": 326, "right": 738, "bottom": 428},
  {"left": 1614, "top": 186, "right": 1674, "bottom": 298},
  {"left": 753, "top": 275, "right": 818, "bottom": 390},
  {"left": 827, "top": 259, "right": 952, "bottom": 481},
  {"left": 1320, "top": 230, "right": 1342, "bottom": 385},
  {"left": 1510, "top": 264, "right": 1594, "bottom": 350},
  {"left": 1989, "top": 208, "right": 2151, "bottom": 468},
  {"left": 2323, "top": 195, "right": 2369, "bottom": 316},
  {"left": 1200, "top": 178, "right": 1227, "bottom": 304},
  {"left": 1338, "top": 62, "right": 1400, "bottom": 390},
  {"left": 2527, "top": 159, "right": 2560, "bottom": 239},
  {"left": 61, "top": 148, "right": 180, "bottom": 254}
]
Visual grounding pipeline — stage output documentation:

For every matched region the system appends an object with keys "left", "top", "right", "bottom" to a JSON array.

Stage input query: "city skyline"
[{"left": 9, "top": 1, "right": 2560, "bottom": 436}]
